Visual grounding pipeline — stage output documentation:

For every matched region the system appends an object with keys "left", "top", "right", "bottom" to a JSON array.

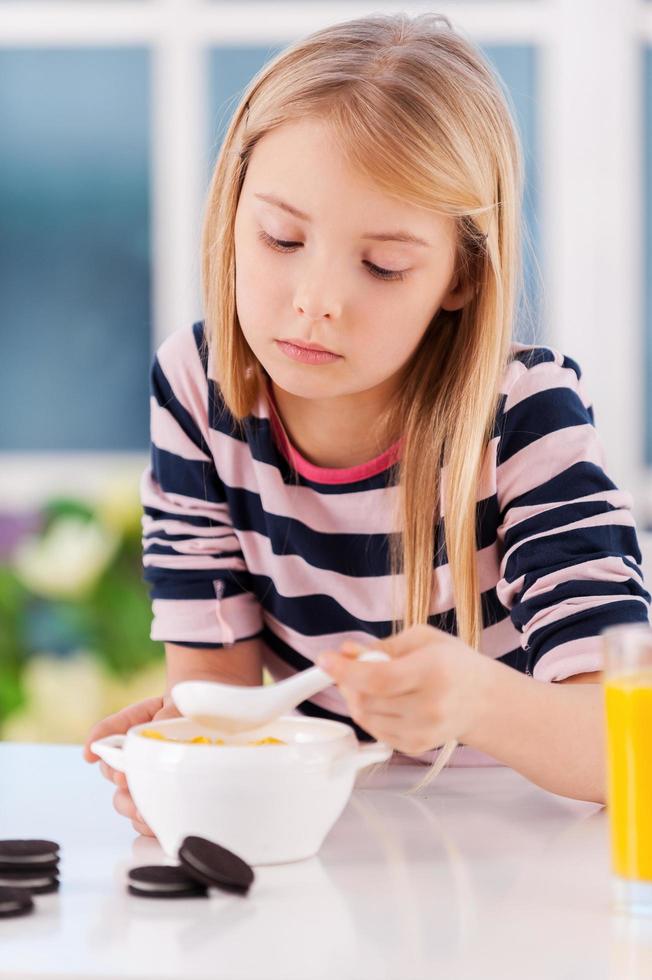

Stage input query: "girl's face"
[{"left": 233, "top": 117, "right": 470, "bottom": 403}]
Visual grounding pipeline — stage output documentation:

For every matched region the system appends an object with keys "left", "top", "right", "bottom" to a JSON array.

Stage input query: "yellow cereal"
[{"left": 138, "top": 730, "right": 286, "bottom": 745}]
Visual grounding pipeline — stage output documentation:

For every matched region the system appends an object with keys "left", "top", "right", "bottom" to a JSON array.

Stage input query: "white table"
[{"left": 0, "top": 743, "right": 650, "bottom": 980}]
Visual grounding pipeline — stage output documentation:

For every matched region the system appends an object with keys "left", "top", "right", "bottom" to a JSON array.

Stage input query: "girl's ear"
[{"left": 440, "top": 272, "right": 476, "bottom": 312}]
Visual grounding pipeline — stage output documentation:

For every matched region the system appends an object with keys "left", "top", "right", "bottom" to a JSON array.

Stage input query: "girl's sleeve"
[
  {"left": 139, "top": 324, "right": 264, "bottom": 649},
  {"left": 494, "top": 348, "right": 651, "bottom": 681}
]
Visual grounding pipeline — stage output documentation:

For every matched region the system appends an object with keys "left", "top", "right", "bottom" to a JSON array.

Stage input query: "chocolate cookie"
[
  {"left": 126, "top": 864, "right": 208, "bottom": 899},
  {"left": 0, "top": 870, "right": 59, "bottom": 895},
  {"left": 0, "top": 886, "right": 35, "bottom": 919},
  {"left": 178, "top": 836, "right": 254, "bottom": 895}
]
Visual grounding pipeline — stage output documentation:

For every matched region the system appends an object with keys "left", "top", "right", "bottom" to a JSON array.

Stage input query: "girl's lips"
[{"left": 276, "top": 340, "right": 342, "bottom": 365}]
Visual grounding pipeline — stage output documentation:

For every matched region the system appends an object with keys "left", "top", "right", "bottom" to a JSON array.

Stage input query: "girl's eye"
[{"left": 257, "top": 229, "right": 408, "bottom": 282}]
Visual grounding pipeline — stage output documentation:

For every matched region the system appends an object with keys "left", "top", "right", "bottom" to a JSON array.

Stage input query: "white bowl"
[{"left": 90, "top": 715, "right": 392, "bottom": 865}]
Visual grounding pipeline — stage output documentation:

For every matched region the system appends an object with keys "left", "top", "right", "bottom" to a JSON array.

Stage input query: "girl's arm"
[
  {"left": 466, "top": 655, "right": 606, "bottom": 804},
  {"left": 319, "top": 629, "right": 607, "bottom": 805},
  {"left": 163, "top": 638, "right": 265, "bottom": 699}
]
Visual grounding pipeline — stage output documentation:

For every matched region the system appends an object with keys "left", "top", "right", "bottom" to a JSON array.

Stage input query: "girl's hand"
[
  {"left": 316, "top": 625, "right": 490, "bottom": 757},
  {"left": 83, "top": 694, "right": 182, "bottom": 837}
]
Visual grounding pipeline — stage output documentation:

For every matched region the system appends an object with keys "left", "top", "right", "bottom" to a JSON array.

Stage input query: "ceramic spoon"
[{"left": 171, "top": 649, "right": 391, "bottom": 734}]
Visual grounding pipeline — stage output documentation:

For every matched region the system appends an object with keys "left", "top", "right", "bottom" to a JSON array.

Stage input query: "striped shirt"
[{"left": 140, "top": 320, "right": 651, "bottom": 767}]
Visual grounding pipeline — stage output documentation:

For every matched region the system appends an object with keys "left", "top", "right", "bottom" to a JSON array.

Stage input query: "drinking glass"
[{"left": 602, "top": 624, "right": 652, "bottom": 915}]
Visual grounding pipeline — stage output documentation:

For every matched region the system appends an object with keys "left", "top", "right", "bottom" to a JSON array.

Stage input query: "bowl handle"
[
  {"left": 89, "top": 735, "right": 127, "bottom": 773},
  {"left": 353, "top": 740, "right": 393, "bottom": 772}
]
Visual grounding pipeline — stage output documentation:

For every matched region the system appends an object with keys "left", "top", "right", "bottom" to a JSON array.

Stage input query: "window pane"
[
  {"left": 208, "top": 43, "right": 541, "bottom": 342},
  {"left": 646, "top": 47, "right": 652, "bottom": 466},
  {"left": 480, "top": 44, "right": 541, "bottom": 343},
  {"left": 0, "top": 48, "right": 151, "bottom": 451}
]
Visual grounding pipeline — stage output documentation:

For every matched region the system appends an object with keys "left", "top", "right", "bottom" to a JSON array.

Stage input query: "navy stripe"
[
  {"left": 502, "top": 498, "right": 627, "bottom": 550},
  {"left": 497, "top": 385, "right": 593, "bottom": 465},
  {"left": 150, "top": 446, "right": 228, "bottom": 505},
  {"left": 497, "top": 461, "right": 615, "bottom": 524},
  {"left": 167, "top": 630, "right": 264, "bottom": 651},
  {"left": 150, "top": 355, "right": 211, "bottom": 458},
  {"left": 516, "top": 579, "right": 649, "bottom": 630},
  {"left": 142, "top": 565, "right": 257, "bottom": 601},
  {"left": 503, "top": 524, "right": 646, "bottom": 593},
  {"left": 525, "top": 600, "right": 650, "bottom": 671}
]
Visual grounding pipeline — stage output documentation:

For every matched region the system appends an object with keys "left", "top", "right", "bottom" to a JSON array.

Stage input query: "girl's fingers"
[
  {"left": 82, "top": 695, "right": 164, "bottom": 762},
  {"left": 114, "top": 787, "right": 155, "bottom": 835},
  {"left": 112, "top": 786, "right": 134, "bottom": 819},
  {"left": 99, "top": 761, "right": 128, "bottom": 788},
  {"left": 130, "top": 817, "right": 155, "bottom": 838},
  {"left": 112, "top": 786, "right": 143, "bottom": 824}
]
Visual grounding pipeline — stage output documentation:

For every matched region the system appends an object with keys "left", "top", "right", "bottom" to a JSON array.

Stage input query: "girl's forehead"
[{"left": 243, "top": 121, "right": 454, "bottom": 246}]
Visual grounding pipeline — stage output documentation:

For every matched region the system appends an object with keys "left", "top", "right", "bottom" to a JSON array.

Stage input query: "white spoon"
[{"left": 171, "top": 649, "right": 391, "bottom": 734}]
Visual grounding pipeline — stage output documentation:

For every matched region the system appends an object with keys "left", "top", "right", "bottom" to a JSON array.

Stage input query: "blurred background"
[{"left": 1, "top": 0, "right": 651, "bottom": 743}]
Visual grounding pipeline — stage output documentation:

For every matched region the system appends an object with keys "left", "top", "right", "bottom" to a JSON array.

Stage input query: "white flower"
[
  {"left": 12, "top": 516, "right": 120, "bottom": 600},
  {"left": 95, "top": 474, "right": 143, "bottom": 536},
  {"left": 1, "top": 650, "right": 106, "bottom": 744},
  {"left": 1, "top": 651, "right": 167, "bottom": 745}
]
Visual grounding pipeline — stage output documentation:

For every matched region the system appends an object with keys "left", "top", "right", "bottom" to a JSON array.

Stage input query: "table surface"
[{"left": 0, "top": 743, "right": 651, "bottom": 980}]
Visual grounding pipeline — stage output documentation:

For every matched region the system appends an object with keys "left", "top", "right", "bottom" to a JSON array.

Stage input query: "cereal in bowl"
[{"left": 139, "top": 729, "right": 286, "bottom": 746}]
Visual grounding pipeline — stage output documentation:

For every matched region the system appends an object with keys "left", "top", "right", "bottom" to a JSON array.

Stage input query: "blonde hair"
[{"left": 200, "top": 12, "right": 535, "bottom": 790}]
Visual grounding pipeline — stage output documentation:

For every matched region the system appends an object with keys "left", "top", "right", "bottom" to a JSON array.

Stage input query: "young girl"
[{"left": 84, "top": 12, "right": 650, "bottom": 832}]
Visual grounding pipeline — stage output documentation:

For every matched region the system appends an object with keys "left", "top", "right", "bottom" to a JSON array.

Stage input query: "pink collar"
[{"left": 264, "top": 377, "right": 402, "bottom": 484}]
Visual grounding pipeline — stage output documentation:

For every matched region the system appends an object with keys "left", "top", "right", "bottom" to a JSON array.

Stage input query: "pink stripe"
[
  {"left": 150, "top": 592, "right": 263, "bottom": 645},
  {"left": 150, "top": 397, "right": 211, "bottom": 462},
  {"left": 144, "top": 552, "right": 247, "bottom": 572},
  {"left": 522, "top": 593, "right": 648, "bottom": 647},
  {"left": 156, "top": 326, "right": 210, "bottom": 437},
  {"left": 500, "top": 487, "right": 634, "bottom": 532},
  {"left": 519, "top": 554, "right": 644, "bottom": 606},
  {"left": 478, "top": 610, "right": 524, "bottom": 658},
  {"left": 142, "top": 515, "right": 234, "bottom": 539},
  {"left": 144, "top": 525, "right": 238, "bottom": 551},
  {"left": 532, "top": 634, "right": 614, "bottom": 682},
  {"left": 503, "top": 358, "right": 591, "bottom": 414},
  {"left": 497, "top": 423, "right": 611, "bottom": 514}
]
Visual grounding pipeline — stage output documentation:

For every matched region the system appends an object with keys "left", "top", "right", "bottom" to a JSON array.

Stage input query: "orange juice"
[{"left": 604, "top": 668, "right": 652, "bottom": 881}]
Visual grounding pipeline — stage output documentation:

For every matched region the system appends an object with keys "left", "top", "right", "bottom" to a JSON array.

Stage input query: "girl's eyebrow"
[{"left": 253, "top": 191, "right": 432, "bottom": 248}]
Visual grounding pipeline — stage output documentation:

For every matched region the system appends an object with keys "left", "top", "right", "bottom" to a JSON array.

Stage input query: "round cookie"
[
  {"left": 0, "top": 870, "right": 59, "bottom": 895},
  {"left": 126, "top": 865, "right": 208, "bottom": 899},
  {"left": 0, "top": 858, "right": 59, "bottom": 873},
  {"left": 178, "top": 836, "right": 254, "bottom": 894},
  {"left": 0, "top": 840, "right": 60, "bottom": 865},
  {"left": 0, "top": 886, "right": 35, "bottom": 919}
]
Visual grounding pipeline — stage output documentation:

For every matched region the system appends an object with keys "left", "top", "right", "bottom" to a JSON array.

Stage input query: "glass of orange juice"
[{"left": 602, "top": 623, "right": 652, "bottom": 915}]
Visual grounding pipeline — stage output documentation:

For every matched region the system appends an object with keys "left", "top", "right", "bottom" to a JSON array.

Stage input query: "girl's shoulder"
[
  {"left": 154, "top": 319, "right": 209, "bottom": 377},
  {"left": 500, "top": 341, "right": 584, "bottom": 400}
]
